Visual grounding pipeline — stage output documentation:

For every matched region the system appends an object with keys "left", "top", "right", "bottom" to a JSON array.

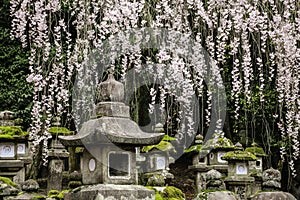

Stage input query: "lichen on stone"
[{"left": 222, "top": 150, "right": 257, "bottom": 161}]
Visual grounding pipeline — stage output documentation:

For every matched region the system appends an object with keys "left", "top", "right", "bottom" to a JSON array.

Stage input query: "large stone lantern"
[{"left": 59, "top": 73, "right": 164, "bottom": 199}]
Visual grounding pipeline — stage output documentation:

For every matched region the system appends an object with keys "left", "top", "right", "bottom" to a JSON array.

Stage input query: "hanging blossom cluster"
[{"left": 10, "top": 0, "right": 300, "bottom": 174}]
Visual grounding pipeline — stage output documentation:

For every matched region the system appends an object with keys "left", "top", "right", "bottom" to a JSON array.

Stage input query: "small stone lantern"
[
  {"left": 59, "top": 73, "right": 164, "bottom": 200},
  {"left": 201, "top": 134, "right": 235, "bottom": 174},
  {"left": 245, "top": 143, "right": 266, "bottom": 177},
  {"left": 222, "top": 150, "right": 256, "bottom": 199},
  {"left": 47, "top": 117, "right": 72, "bottom": 192},
  {"left": 0, "top": 111, "right": 31, "bottom": 183}
]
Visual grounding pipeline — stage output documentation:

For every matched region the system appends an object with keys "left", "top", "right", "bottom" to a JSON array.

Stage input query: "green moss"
[
  {"left": 162, "top": 135, "right": 176, "bottom": 141},
  {"left": 202, "top": 135, "right": 234, "bottom": 150},
  {"left": 30, "top": 196, "right": 46, "bottom": 200},
  {"left": 75, "top": 147, "right": 84, "bottom": 153},
  {"left": 49, "top": 127, "right": 73, "bottom": 135},
  {"left": 0, "top": 176, "right": 18, "bottom": 187},
  {"left": 57, "top": 190, "right": 70, "bottom": 199},
  {"left": 245, "top": 147, "right": 266, "bottom": 156},
  {"left": 155, "top": 193, "right": 164, "bottom": 200},
  {"left": 68, "top": 181, "right": 82, "bottom": 189},
  {"left": 161, "top": 186, "right": 185, "bottom": 200},
  {"left": 142, "top": 141, "right": 175, "bottom": 153},
  {"left": 48, "top": 190, "right": 59, "bottom": 197},
  {"left": 0, "top": 126, "right": 28, "bottom": 140},
  {"left": 184, "top": 144, "right": 202, "bottom": 153},
  {"left": 222, "top": 150, "right": 257, "bottom": 161}
]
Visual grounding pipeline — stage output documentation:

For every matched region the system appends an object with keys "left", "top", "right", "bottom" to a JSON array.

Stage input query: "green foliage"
[
  {"left": 0, "top": 126, "right": 28, "bottom": 139},
  {"left": 222, "top": 150, "right": 257, "bottom": 161},
  {"left": 0, "top": 176, "right": 18, "bottom": 187},
  {"left": 0, "top": 1, "right": 32, "bottom": 129}
]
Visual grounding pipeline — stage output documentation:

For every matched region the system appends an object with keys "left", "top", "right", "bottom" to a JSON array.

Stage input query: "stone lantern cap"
[
  {"left": 245, "top": 143, "right": 266, "bottom": 157},
  {"left": 222, "top": 150, "right": 257, "bottom": 161},
  {"left": 59, "top": 74, "right": 164, "bottom": 147},
  {"left": 202, "top": 134, "right": 235, "bottom": 151}
]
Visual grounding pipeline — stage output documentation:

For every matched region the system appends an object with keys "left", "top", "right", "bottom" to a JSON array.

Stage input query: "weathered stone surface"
[
  {"left": 59, "top": 118, "right": 164, "bottom": 146},
  {"left": 47, "top": 159, "right": 63, "bottom": 191},
  {"left": 195, "top": 191, "right": 238, "bottom": 200},
  {"left": 262, "top": 168, "right": 281, "bottom": 189},
  {"left": 64, "top": 184, "right": 155, "bottom": 200},
  {"left": 6, "top": 193, "right": 46, "bottom": 200},
  {"left": 206, "top": 169, "right": 222, "bottom": 180},
  {"left": 97, "top": 74, "right": 124, "bottom": 102},
  {"left": 251, "top": 192, "right": 297, "bottom": 200},
  {"left": 20, "top": 179, "right": 39, "bottom": 192},
  {"left": 146, "top": 174, "right": 165, "bottom": 186},
  {"left": 0, "top": 181, "right": 19, "bottom": 197}
]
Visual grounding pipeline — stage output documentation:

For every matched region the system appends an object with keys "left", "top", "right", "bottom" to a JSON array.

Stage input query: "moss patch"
[
  {"left": 222, "top": 150, "right": 257, "bottom": 161},
  {"left": 142, "top": 141, "right": 175, "bottom": 153},
  {"left": 0, "top": 126, "right": 28, "bottom": 140},
  {"left": 0, "top": 176, "right": 18, "bottom": 187},
  {"left": 146, "top": 186, "right": 185, "bottom": 200},
  {"left": 49, "top": 127, "right": 73, "bottom": 135},
  {"left": 184, "top": 144, "right": 202, "bottom": 153},
  {"left": 142, "top": 135, "right": 176, "bottom": 153},
  {"left": 202, "top": 135, "right": 234, "bottom": 150},
  {"left": 162, "top": 186, "right": 185, "bottom": 200},
  {"left": 245, "top": 147, "right": 266, "bottom": 156}
]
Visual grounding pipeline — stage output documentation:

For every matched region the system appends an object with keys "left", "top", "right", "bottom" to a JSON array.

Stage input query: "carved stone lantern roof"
[
  {"left": 59, "top": 73, "right": 164, "bottom": 147},
  {"left": 222, "top": 150, "right": 257, "bottom": 161}
]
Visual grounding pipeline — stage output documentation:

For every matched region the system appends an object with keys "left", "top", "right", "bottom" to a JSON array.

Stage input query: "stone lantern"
[
  {"left": 201, "top": 134, "right": 235, "bottom": 174},
  {"left": 0, "top": 110, "right": 31, "bottom": 183},
  {"left": 140, "top": 123, "right": 176, "bottom": 186},
  {"left": 47, "top": 117, "right": 72, "bottom": 192},
  {"left": 245, "top": 143, "right": 266, "bottom": 194},
  {"left": 222, "top": 150, "right": 256, "bottom": 199},
  {"left": 59, "top": 73, "right": 164, "bottom": 200}
]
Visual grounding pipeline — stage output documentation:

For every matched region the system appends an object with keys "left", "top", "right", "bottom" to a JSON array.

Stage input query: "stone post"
[{"left": 47, "top": 159, "right": 64, "bottom": 192}]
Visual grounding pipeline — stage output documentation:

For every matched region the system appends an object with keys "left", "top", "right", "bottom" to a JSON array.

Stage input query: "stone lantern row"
[{"left": 187, "top": 133, "right": 296, "bottom": 200}]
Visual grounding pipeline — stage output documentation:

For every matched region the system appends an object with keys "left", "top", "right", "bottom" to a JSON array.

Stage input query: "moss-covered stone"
[
  {"left": 222, "top": 150, "right": 257, "bottom": 161},
  {"left": 30, "top": 195, "right": 46, "bottom": 200},
  {"left": 141, "top": 135, "right": 176, "bottom": 153},
  {"left": 142, "top": 141, "right": 175, "bottom": 153},
  {"left": 0, "top": 176, "right": 18, "bottom": 187},
  {"left": 68, "top": 181, "right": 82, "bottom": 189},
  {"left": 48, "top": 189, "right": 59, "bottom": 197},
  {"left": 162, "top": 186, "right": 185, "bottom": 200},
  {"left": 202, "top": 135, "right": 235, "bottom": 151},
  {"left": 57, "top": 190, "right": 70, "bottom": 199},
  {"left": 245, "top": 147, "right": 266, "bottom": 156},
  {"left": 184, "top": 144, "right": 202, "bottom": 153},
  {"left": 0, "top": 126, "right": 28, "bottom": 140},
  {"left": 49, "top": 127, "right": 73, "bottom": 135}
]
